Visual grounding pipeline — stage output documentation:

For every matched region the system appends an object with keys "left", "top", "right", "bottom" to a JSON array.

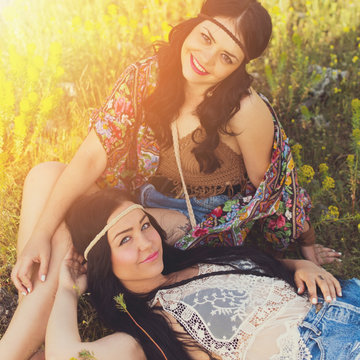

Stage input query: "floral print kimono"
[{"left": 90, "top": 56, "right": 312, "bottom": 252}]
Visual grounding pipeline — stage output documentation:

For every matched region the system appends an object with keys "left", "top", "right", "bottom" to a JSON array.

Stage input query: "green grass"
[{"left": 0, "top": 0, "right": 359, "bottom": 340}]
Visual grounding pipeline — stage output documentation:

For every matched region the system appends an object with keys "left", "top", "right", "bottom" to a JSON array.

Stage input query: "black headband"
[{"left": 197, "top": 14, "right": 249, "bottom": 62}]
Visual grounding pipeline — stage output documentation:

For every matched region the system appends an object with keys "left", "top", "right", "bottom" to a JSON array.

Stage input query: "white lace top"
[{"left": 150, "top": 261, "right": 312, "bottom": 360}]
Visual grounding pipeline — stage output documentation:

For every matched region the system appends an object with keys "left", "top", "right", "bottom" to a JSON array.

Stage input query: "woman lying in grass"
[{"left": 45, "top": 188, "right": 359, "bottom": 360}]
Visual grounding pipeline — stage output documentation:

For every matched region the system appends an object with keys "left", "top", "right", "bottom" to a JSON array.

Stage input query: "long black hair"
[
  {"left": 66, "top": 188, "right": 295, "bottom": 360},
  {"left": 144, "top": 0, "right": 272, "bottom": 173}
]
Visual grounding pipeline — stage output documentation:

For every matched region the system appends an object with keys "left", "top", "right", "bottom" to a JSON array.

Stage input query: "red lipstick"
[
  {"left": 141, "top": 251, "right": 159, "bottom": 263},
  {"left": 190, "top": 54, "right": 209, "bottom": 75}
]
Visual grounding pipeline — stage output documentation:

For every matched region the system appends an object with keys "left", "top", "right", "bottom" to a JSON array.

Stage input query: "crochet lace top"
[
  {"left": 156, "top": 128, "right": 247, "bottom": 198},
  {"left": 150, "top": 261, "right": 312, "bottom": 360}
]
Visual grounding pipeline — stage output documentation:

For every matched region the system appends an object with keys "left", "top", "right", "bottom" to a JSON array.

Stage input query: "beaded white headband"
[{"left": 84, "top": 204, "right": 144, "bottom": 261}]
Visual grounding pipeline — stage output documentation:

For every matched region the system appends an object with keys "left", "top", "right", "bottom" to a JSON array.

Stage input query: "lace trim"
[
  {"left": 270, "top": 305, "right": 312, "bottom": 360},
  {"left": 151, "top": 264, "right": 311, "bottom": 360}
]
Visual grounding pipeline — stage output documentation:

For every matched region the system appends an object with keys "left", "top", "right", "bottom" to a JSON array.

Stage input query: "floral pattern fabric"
[{"left": 90, "top": 56, "right": 312, "bottom": 251}]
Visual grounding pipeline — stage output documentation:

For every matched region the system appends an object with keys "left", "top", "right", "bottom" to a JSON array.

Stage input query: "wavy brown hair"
[{"left": 144, "top": 0, "right": 272, "bottom": 173}]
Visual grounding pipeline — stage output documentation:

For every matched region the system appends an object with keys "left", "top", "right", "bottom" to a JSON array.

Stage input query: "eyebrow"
[
  {"left": 112, "top": 214, "right": 147, "bottom": 242},
  {"left": 203, "top": 26, "right": 240, "bottom": 62}
]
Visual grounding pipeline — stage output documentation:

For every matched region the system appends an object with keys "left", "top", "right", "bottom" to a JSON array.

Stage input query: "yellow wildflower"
[
  {"left": 161, "top": 21, "right": 172, "bottom": 40},
  {"left": 353, "top": 56, "right": 359, "bottom": 63},
  {"left": 352, "top": 98, "right": 360, "bottom": 109},
  {"left": 352, "top": 129, "right": 360, "bottom": 141},
  {"left": 14, "top": 115, "right": 27, "bottom": 139},
  {"left": 33, "top": 55, "right": 44, "bottom": 69},
  {"left": 347, "top": 154, "right": 355, "bottom": 166},
  {"left": 107, "top": 4, "right": 118, "bottom": 16},
  {"left": 28, "top": 92, "right": 39, "bottom": 104},
  {"left": 142, "top": 25, "right": 150, "bottom": 37},
  {"left": 72, "top": 16, "right": 82, "bottom": 29},
  {"left": 327, "top": 205, "right": 339, "bottom": 220},
  {"left": 322, "top": 176, "right": 335, "bottom": 191},
  {"left": 39, "top": 95, "right": 54, "bottom": 116},
  {"left": 27, "top": 43, "right": 36, "bottom": 56},
  {"left": 300, "top": 165, "right": 315, "bottom": 183},
  {"left": 103, "top": 14, "right": 111, "bottom": 24},
  {"left": 19, "top": 98, "right": 31, "bottom": 114},
  {"left": 55, "top": 66, "right": 65, "bottom": 79},
  {"left": 318, "top": 163, "right": 328, "bottom": 174},
  {"left": 291, "top": 143, "right": 302, "bottom": 157},
  {"left": 334, "top": 87, "right": 341, "bottom": 94},
  {"left": 129, "top": 19, "right": 137, "bottom": 29},
  {"left": 343, "top": 26, "right": 350, "bottom": 33},
  {"left": 84, "top": 20, "right": 94, "bottom": 31},
  {"left": 118, "top": 15, "right": 128, "bottom": 26},
  {"left": 27, "top": 65, "right": 39, "bottom": 83}
]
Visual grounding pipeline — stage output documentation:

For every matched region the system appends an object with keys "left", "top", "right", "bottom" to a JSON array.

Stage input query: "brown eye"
[
  {"left": 201, "top": 33, "right": 211, "bottom": 44},
  {"left": 221, "top": 53, "right": 233, "bottom": 64}
]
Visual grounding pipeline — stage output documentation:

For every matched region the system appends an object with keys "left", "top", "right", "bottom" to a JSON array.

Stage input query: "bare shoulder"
[{"left": 228, "top": 89, "right": 274, "bottom": 134}]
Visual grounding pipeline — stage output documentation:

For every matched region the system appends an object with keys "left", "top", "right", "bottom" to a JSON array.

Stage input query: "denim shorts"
[
  {"left": 136, "top": 183, "right": 232, "bottom": 224},
  {"left": 299, "top": 278, "right": 360, "bottom": 360}
]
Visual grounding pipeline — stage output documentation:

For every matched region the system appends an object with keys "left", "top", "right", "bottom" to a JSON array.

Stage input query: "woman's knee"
[{"left": 24, "top": 162, "right": 66, "bottom": 190}]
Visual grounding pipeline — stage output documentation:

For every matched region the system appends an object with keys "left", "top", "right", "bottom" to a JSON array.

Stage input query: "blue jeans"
[
  {"left": 299, "top": 278, "right": 360, "bottom": 359},
  {"left": 136, "top": 183, "right": 231, "bottom": 224}
]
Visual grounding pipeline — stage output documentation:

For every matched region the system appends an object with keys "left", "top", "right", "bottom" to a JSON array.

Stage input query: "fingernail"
[
  {"left": 326, "top": 296, "right": 332, "bottom": 302},
  {"left": 312, "top": 298, "right": 317, "bottom": 304},
  {"left": 333, "top": 297, "right": 336, "bottom": 301},
  {"left": 339, "top": 292, "right": 342, "bottom": 297},
  {"left": 338, "top": 252, "right": 342, "bottom": 256},
  {"left": 27, "top": 288, "right": 31, "bottom": 294},
  {"left": 22, "top": 291, "right": 27, "bottom": 296},
  {"left": 337, "top": 259, "right": 342, "bottom": 262},
  {"left": 297, "top": 288, "right": 301, "bottom": 293},
  {"left": 41, "top": 275, "right": 46, "bottom": 282}
]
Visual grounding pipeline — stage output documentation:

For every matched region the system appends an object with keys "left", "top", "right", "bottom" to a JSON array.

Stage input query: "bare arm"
[
  {"left": 45, "top": 249, "right": 145, "bottom": 360},
  {"left": 12, "top": 129, "right": 107, "bottom": 292},
  {"left": 33, "top": 129, "right": 107, "bottom": 238},
  {"left": 45, "top": 287, "right": 144, "bottom": 360},
  {"left": 229, "top": 91, "right": 274, "bottom": 188}
]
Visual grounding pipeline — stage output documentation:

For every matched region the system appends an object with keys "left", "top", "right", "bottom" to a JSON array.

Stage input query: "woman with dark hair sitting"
[
  {"left": 45, "top": 188, "right": 358, "bottom": 360},
  {"left": 4, "top": 0, "right": 340, "bottom": 358}
]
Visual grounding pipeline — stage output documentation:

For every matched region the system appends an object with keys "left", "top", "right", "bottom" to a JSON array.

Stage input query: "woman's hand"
[
  {"left": 292, "top": 259, "right": 342, "bottom": 304},
  {"left": 58, "top": 247, "right": 87, "bottom": 296},
  {"left": 11, "top": 231, "right": 52, "bottom": 295}
]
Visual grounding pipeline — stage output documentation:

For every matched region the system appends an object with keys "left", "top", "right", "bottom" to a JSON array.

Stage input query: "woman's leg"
[{"left": 0, "top": 162, "right": 97, "bottom": 360}]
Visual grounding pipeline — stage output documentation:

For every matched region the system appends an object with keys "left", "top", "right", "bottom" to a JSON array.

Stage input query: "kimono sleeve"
[{"left": 89, "top": 64, "right": 139, "bottom": 171}]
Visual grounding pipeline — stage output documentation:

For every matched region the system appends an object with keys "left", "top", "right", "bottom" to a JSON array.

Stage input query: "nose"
[
  {"left": 136, "top": 232, "right": 152, "bottom": 251},
  {"left": 201, "top": 47, "right": 217, "bottom": 67}
]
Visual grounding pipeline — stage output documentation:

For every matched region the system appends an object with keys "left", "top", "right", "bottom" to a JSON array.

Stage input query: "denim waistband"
[{"left": 299, "top": 278, "right": 360, "bottom": 360}]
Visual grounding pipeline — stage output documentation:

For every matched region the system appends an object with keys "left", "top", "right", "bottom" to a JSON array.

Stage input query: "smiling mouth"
[
  {"left": 141, "top": 251, "right": 159, "bottom": 263},
  {"left": 190, "top": 54, "right": 209, "bottom": 75}
]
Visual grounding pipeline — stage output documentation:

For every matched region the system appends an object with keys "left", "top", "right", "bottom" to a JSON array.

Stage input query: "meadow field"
[{"left": 0, "top": 0, "right": 359, "bottom": 340}]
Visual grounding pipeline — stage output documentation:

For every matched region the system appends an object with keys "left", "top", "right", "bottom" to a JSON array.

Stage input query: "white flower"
[{"left": 285, "top": 209, "right": 292, "bottom": 220}]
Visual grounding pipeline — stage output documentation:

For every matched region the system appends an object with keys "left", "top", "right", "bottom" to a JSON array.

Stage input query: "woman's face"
[
  {"left": 107, "top": 202, "right": 164, "bottom": 292},
  {"left": 181, "top": 17, "right": 245, "bottom": 90}
]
